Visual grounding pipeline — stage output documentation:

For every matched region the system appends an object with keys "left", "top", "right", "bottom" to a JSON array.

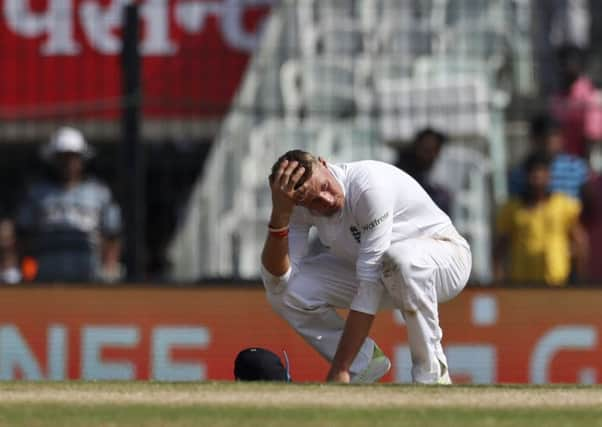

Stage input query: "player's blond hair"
[{"left": 270, "top": 150, "right": 319, "bottom": 190}]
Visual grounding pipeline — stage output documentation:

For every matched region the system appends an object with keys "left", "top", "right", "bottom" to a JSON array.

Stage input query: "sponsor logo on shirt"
[
  {"left": 361, "top": 212, "right": 389, "bottom": 231},
  {"left": 349, "top": 226, "right": 361, "bottom": 243}
]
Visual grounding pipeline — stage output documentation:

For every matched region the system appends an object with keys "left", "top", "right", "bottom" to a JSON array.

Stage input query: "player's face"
[{"left": 293, "top": 164, "right": 344, "bottom": 217}]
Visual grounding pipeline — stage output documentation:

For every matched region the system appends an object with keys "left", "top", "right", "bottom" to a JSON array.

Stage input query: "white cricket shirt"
[{"left": 278, "top": 160, "right": 453, "bottom": 315}]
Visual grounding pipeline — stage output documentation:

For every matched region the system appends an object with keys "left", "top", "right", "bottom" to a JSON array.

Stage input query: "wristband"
[{"left": 268, "top": 224, "right": 289, "bottom": 238}]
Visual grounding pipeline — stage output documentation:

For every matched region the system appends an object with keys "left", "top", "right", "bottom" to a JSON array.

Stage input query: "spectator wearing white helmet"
[{"left": 16, "top": 127, "right": 123, "bottom": 283}]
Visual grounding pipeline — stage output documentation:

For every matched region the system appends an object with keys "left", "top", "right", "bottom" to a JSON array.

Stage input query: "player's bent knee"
[
  {"left": 277, "top": 273, "right": 322, "bottom": 309},
  {"left": 382, "top": 247, "right": 423, "bottom": 312},
  {"left": 382, "top": 247, "right": 414, "bottom": 284}
]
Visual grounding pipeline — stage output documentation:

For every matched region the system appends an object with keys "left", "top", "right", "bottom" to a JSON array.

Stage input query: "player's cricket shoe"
[
  {"left": 351, "top": 344, "right": 391, "bottom": 384},
  {"left": 437, "top": 361, "right": 452, "bottom": 385}
]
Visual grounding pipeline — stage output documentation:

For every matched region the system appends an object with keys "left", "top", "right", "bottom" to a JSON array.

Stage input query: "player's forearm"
[
  {"left": 261, "top": 211, "right": 292, "bottom": 277},
  {"left": 261, "top": 235, "right": 290, "bottom": 277},
  {"left": 263, "top": 158, "right": 305, "bottom": 277},
  {"left": 328, "top": 310, "right": 375, "bottom": 381}
]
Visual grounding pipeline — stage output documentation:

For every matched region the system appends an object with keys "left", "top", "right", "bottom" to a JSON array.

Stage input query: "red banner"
[
  {"left": 0, "top": 286, "right": 601, "bottom": 383},
  {"left": 0, "top": 0, "right": 274, "bottom": 120}
]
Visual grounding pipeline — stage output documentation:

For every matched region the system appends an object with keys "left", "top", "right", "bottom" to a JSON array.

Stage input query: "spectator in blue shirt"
[
  {"left": 17, "top": 127, "right": 123, "bottom": 283},
  {"left": 509, "top": 114, "right": 589, "bottom": 199}
]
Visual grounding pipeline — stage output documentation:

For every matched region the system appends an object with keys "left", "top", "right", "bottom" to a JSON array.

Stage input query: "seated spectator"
[
  {"left": 0, "top": 218, "right": 21, "bottom": 284},
  {"left": 494, "top": 152, "right": 588, "bottom": 286},
  {"left": 550, "top": 45, "right": 602, "bottom": 160},
  {"left": 509, "top": 114, "right": 589, "bottom": 199},
  {"left": 16, "top": 127, "right": 123, "bottom": 283},
  {"left": 394, "top": 128, "right": 452, "bottom": 214}
]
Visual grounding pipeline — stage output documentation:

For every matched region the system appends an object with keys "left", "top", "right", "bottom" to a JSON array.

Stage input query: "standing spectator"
[
  {"left": 509, "top": 114, "right": 589, "bottom": 199},
  {"left": 17, "top": 127, "right": 123, "bottom": 282},
  {"left": 0, "top": 218, "right": 21, "bottom": 284},
  {"left": 550, "top": 45, "right": 602, "bottom": 159},
  {"left": 495, "top": 152, "right": 588, "bottom": 286},
  {"left": 533, "top": 0, "right": 591, "bottom": 95},
  {"left": 394, "top": 128, "right": 452, "bottom": 214}
]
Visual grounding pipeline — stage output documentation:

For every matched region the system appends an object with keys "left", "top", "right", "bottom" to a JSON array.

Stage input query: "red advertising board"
[
  {"left": 0, "top": 0, "right": 274, "bottom": 120},
  {"left": 0, "top": 286, "right": 601, "bottom": 384}
]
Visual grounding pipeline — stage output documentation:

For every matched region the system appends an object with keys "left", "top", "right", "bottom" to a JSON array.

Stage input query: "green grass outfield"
[{"left": 0, "top": 382, "right": 601, "bottom": 427}]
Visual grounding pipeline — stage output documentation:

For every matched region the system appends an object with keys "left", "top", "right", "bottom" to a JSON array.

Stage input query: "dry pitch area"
[{"left": 0, "top": 382, "right": 601, "bottom": 427}]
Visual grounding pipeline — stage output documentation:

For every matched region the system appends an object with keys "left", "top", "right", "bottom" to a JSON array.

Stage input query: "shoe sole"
[{"left": 351, "top": 356, "right": 392, "bottom": 384}]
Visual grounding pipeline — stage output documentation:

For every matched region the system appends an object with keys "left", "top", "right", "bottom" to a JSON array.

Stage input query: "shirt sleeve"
[
  {"left": 260, "top": 264, "right": 292, "bottom": 295},
  {"left": 349, "top": 188, "right": 392, "bottom": 315},
  {"left": 100, "top": 188, "right": 122, "bottom": 238}
]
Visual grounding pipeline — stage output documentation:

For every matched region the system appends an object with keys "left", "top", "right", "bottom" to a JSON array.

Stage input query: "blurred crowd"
[
  {"left": 493, "top": 43, "right": 602, "bottom": 286},
  {"left": 2, "top": 0, "right": 602, "bottom": 287},
  {"left": 2, "top": 43, "right": 602, "bottom": 287},
  {"left": 393, "top": 44, "right": 602, "bottom": 287}
]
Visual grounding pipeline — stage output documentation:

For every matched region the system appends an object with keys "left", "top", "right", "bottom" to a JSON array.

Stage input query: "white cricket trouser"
[{"left": 263, "top": 226, "right": 471, "bottom": 383}]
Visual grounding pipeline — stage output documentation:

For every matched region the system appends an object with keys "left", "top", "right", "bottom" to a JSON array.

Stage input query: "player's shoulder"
[
  {"left": 338, "top": 161, "right": 405, "bottom": 206},
  {"left": 347, "top": 160, "right": 412, "bottom": 190},
  {"left": 344, "top": 160, "right": 403, "bottom": 183},
  {"left": 345, "top": 159, "right": 397, "bottom": 171}
]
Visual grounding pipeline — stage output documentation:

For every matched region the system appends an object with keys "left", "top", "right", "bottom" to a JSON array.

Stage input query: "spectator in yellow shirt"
[{"left": 494, "top": 152, "right": 588, "bottom": 285}]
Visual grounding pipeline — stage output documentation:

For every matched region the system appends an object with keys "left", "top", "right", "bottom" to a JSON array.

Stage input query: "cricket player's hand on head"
[{"left": 269, "top": 160, "right": 305, "bottom": 226}]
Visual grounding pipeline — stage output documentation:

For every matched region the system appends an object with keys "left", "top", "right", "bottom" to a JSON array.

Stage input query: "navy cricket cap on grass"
[{"left": 234, "top": 347, "right": 291, "bottom": 382}]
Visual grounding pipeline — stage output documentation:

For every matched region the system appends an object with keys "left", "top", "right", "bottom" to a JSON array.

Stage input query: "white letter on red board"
[
  {"left": 152, "top": 326, "right": 210, "bottom": 381},
  {"left": 530, "top": 325, "right": 597, "bottom": 384},
  {"left": 4, "top": 0, "right": 80, "bottom": 55},
  {"left": 81, "top": 326, "right": 139, "bottom": 380},
  {"left": 0, "top": 325, "right": 43, "bottom": 380}
]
